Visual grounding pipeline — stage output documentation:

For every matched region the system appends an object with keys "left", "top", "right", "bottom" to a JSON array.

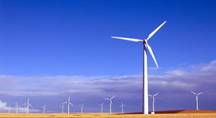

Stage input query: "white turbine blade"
[
  {"left": 191, "top": 91, "right": 196, "bottom": 95},
  {"left": 146, "top": 21, "right": 166, "bottom": 40},
  {"left": 146, "top": 43, "right": 159, "bottom": 68},
  {"left": 198, "top": 92, "right": 203, "bottom": 95},
  {"left": 29, "top": 104, "right": 32, "bottom": 108},
  {"left": 69, "top": 103, "right": 73, "bottom": 106},
  {"left": 111, "top": 96, "right": 115, "bottom": 99},
  {"left": 112, "top": 36, "right": 143, "bottom": 42},
  {"left": 154, "top": 93, "right": 159, "bottom": 96}
]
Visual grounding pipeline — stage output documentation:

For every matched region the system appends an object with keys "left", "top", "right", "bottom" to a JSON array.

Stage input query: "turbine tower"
[
  {"left": 80, "top": 104, "right": 84, "bottom": 113},
  {"left": 149, "top": 93, "right": 159, "bottom": 114},
  {"left": 61, "top": 102, "right": 64, "bottom": 113},
  {"left": 63, "top": 96, "right": 73, "bottom": 114},
  {"left": 105, "top": 96, "right": 115, "bottom": 115},
  {"left": 112, "top": 21, "right": 166, "bottom": 114},
  {"left": 15, "top": 102, "right": 19, "bottom": 113},
  {"left": 191, "top": 91, "right": 203, "bottom": 110},
  {"left": 100, "top": 103, "right": 104, "bottom": 113},
  {"left": 120, "top": 102, "right": 124, "bottom": 114},
  {"left": 7, "top": 105, "right": 11, "bottom": 113},
  {"left": 42, "top": 104, "right": 46, "bottom": 113},
  {"left": 24, "top": 97, "right": 32, "bottom": 114}
]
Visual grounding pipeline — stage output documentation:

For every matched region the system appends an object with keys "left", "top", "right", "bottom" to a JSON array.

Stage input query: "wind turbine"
[
  {"left": 42, "top": 104, "right": 46, "bottom": 113},
  {"left": 100, "top": 103, "right": 104, "bottom": 113},
  {"left": 7, "top": 104, "right": 11, "bottom": 113},
  {"left": 112, "top": 21, "right": 166, "bottom": 114},
  {"left": 63, "top": 96, "right": 73, "bottom": 114},
  {"left": 191, "top": 91, "right": 203, "bottom": 110},
  {"left": 120, "top": 102, "right": 124, "bottom": 114},
  {"left": 105, "top": 96, "right": 115, "bottom": 115},
  {"left": 61, "top": 102, "right": 65, "bottom": 113},
  {"left": 80, "top": 104, "right": 84, "bottom": 113},
  {"left": 24, "top": 97, "right": 32, "bottom": 114},
  {"left": 15, "top": 102, "right": 19, "bottom": 113},
  {"left": 149, "top": 93, "right": 159, "bottom": 114}
]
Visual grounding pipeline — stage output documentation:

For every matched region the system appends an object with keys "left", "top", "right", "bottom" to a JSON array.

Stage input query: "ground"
[{"left": 0, "top": 110, "right": 215, "bottom": 118}]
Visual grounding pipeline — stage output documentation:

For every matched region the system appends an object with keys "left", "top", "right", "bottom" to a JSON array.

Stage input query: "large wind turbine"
[
  {"left": 191, "top": 91, "right": 203, "bottom": 110},
  {"left": 105, "top": 96, "right": 115, "bottom": 115},
  {"left": 112, "top": 21, "right": 166, "bottom": 114},
  {"left": 149, "top": 93, "right": 159, "bottom": 114}
]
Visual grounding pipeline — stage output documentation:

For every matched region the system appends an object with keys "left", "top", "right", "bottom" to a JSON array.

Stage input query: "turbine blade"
[
  {"left": 191, "top": 91, "right": 196, "bottom": 95},
  {"left": 111, "top": 96, "right": 115, "bottom": 99},
  {"left": 112, "top": 36, "right": 143, "bottom": 42},
  {"left": 146, "top": 43, "right": 159, "bottom": 68},
  {"left": 146, "top": 21, "right": 166, "bottom": 40},
  {"left": 154, "top": 93, "right": 159, "bottom": 96},
  {"left": 198, "top": 92, "right": 203, "bottom": 95}
]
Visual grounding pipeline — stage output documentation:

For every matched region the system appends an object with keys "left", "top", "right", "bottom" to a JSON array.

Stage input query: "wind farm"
[{"left": 0, "top": 0, "right": 216, "bottom": 118}]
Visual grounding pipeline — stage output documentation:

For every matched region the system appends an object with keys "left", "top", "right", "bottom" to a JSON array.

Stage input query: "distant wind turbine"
[
  {"left": 63, "top": 96, "right": 73, "bottom": 114},
  {"left": 42, "top": 104, "right": 46, "bottom": 113},
  {"left": 105, "top": 96, "right": 115, "bottom": 115},
  {"left": 24, "top": 97, "right": 32, "bottom": 114},
  {"left": 149, "top": 93, "right": 159, "bottom": 114},
  {"left": 120, "top": 102, "right": 124, "bottom": 114},
  {"left": 191, "top": 91, "right": 203, "bottom": 110},
  {"left": 100, "top": 103, "right": 104, "bottom": 113},
  {"left": 61, "top": 102, "right": 64, "bottom": 113},
  {"left": 7, "top": 105, "right": 11, "bottom": 113},
  {"left": 15, "top": 102, "right": 19, "bottom": 113},
  {"left": 80, "top": 104, "right": 84, "bottom": 113},
  {"left": 112, "top": 21, "right": 166, "bottom": 114}
]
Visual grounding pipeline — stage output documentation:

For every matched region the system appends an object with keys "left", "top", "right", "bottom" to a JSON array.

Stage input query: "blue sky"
[{"left": 0, "top": 0, "right": 216, "bottom": 113}]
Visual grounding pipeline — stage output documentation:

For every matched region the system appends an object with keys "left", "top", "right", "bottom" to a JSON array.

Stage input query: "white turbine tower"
[
  {"left": 15, "top": 102, "right": 19, "bottom": 113},
  {"left": 63, "top": 96, "right": 73, "bottom": 114},
  {"left": 61, "top": 102, "right": 65, "bottom": 113},
  {"left": 42, "top": 104, "right": 46, "bottom": 113},
  {"left": 149, "top": 93, "right": 159, "bottom": 114},
  {"left": 24, "top": 97, "right": 32, "bottom": 114},
  {"left": 105, "top": 96, "right": 115, "bottom": 115},
  {"left": 120, "top": 102, "right": 124, "bottom": 114},
  {"left": 7, "top": 104, "right": 11, "bottom": 113},
  {"left": 112, "top": 21, "right": 166, "bottom": 114},
  {"left": 191, "top": 91, "right": 203, "bottom": 110},
  {"left": 80, "top": 104, "right": 84, "bottom": 113},
  {"left": 100, "top": 103, "right": 104, "bottom": 113}
]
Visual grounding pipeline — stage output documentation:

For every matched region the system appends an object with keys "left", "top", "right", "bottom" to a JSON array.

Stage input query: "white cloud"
[
  {"left": 0, "top": 60, "right": 215, "bottom": 98},
  {"left": 0, "top": 100, "right": 39, "bottom": 113}
]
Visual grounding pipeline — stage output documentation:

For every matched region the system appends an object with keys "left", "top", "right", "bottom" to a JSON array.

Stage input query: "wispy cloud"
[{"left": 0, "top": 100, "right": 39, "bottom": 113}]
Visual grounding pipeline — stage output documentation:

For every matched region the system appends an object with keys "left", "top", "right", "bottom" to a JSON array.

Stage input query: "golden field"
[{"left": 0, "top": 113, "right": 215, "bottom": 118}]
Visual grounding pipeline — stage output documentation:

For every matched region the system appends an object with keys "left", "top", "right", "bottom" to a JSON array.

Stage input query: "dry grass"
[{"left": 0, "top": 113, "right": 215, "bottom": 118}]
